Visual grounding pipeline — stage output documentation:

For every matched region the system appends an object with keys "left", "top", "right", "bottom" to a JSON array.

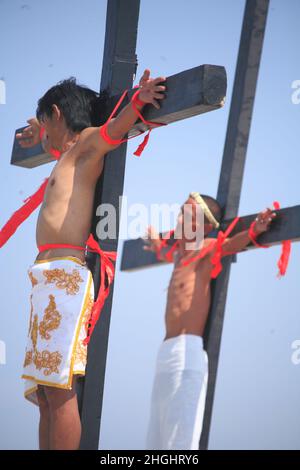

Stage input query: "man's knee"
[
  {"left": 36, "top": 385, "right": 49, "bottom": 415},
  {"left": 43, "top": 378, "right": 77, "bottom": 411}
]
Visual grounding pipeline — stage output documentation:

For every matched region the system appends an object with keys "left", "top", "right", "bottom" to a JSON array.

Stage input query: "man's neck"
[
  {"left": 177, "top": 235, "right": 207, "bottom": 256},
  {"left": 55, "top": 129, "right": 80, "bottom": 153}
]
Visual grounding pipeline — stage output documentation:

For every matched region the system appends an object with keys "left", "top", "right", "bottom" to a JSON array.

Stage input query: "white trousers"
[{"left": 146, "top": 333, "right": 208, "bottom": 450}]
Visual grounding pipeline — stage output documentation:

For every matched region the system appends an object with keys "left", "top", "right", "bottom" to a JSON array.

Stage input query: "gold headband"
[{"left": 189, "top": 192, "right": 220, "bottom": 229}]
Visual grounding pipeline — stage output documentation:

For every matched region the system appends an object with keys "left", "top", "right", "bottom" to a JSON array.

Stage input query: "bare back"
[{"left": 164, "top": 240, "right": 215, "bottom": 340}]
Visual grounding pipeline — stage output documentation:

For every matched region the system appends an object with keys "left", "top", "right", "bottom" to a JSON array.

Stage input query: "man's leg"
[
  {"left": 154, "top": 334, "right": 208, "bottom": 450},
  {"left": 43, "top": 376, "right": 81, "bottom": 450},
  {"left": 36, "top": 385, "right": 50, "bottom": 450}
]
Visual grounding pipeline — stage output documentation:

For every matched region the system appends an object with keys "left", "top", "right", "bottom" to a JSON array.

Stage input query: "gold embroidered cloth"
[{"left": 22, "top": 257, "right": 94, "bottom": 406}]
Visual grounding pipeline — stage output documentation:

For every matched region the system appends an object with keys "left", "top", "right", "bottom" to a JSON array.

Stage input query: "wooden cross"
[
  {"left": 10, "top": 0, "right": 227, "bottom": 449},
  {"left": 121, "top": 0, "right": 298, "bottom": 449}
]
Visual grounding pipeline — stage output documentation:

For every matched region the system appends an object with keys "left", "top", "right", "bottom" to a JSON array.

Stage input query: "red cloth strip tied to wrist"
[
  {"left": 154, "top": 229, "right": 179, "bottom": 262},
  {"left": 131, "top": 88, "right": 167, "bottom": 156},
  {"left": 99, "top": 87, "right": 166, "bottom": 157},
  {"left": 248, "top": 201, "right": 291, "bottom": 277},
  {"left": 38, "top": 233, "right": 116, "bottom": 345}
]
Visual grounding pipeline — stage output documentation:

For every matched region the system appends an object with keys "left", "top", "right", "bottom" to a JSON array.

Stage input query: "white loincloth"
[
  {"left": 146, "top": 333, "right": 208, "bottom": 450},
  {"left": 22, "top": 256, "right": 94, "bottom": 406}
]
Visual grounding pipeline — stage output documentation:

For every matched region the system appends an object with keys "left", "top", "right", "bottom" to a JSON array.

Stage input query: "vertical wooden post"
[
  {"left": 199, "top": 0, "right": 270, "bottom": 450},
  {"left": 78, "top": 0, "right": 140, "bottom": 450}
]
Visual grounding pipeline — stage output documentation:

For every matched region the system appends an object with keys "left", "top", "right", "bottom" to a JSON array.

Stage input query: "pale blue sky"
[{"left": 0, "top": 0, "right": 299, "bottom": 450}]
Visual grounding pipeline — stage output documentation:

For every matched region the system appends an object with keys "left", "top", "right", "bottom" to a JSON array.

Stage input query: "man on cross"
[
  {"left": 143, "top": 192, "right": 276, "bottom": 450},
  {"left": 10, "top": 69, "right": 166, "bottom": 450}
]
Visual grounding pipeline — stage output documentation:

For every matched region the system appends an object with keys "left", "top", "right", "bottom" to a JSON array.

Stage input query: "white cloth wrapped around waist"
[{"left": 155, "top": 333, "right": 207, "bottom": 373}]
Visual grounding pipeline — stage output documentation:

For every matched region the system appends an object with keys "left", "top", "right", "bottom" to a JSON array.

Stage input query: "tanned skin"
[
  {"left": 16, "top": 69, "right": 166, "bottom": 450},
  {"left": 144, "top": 197, "right": 276, "bottom": 340}
]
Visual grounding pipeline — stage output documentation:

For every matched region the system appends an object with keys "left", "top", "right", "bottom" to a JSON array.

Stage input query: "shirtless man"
[
  {"left": 144, "top": 193, "right": 276, "bottom": 449},
  {"left": 14, "top": 70, "right": 166, "bottom": 450}
]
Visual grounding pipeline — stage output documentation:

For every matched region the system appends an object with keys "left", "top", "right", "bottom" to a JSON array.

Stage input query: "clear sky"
[{"left": 0, "top": 0, "right": 299, "bottom": 450}]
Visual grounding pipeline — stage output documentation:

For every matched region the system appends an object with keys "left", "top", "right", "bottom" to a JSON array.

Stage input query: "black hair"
[
  {"left": 36, "top": 77, "right": 109, "bottom": 132},
  {"left": 200, "top": 194, "right": 223, "bottom": 224}
]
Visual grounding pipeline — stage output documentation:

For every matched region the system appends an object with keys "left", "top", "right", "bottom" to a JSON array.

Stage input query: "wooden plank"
[
  {"left": 120, "top": 205, "right": 299, "bottom": 272},
  {"left": 199, "top": 0, "right": 270, "bottom": 451},
  {"left": 11, "top": 64, "right": 227, "bottom": 168},
  {"left": 78, "top": 0, "right": 140, "bottom": 450}
]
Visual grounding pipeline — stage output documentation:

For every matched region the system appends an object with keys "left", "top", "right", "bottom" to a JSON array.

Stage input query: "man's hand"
[
  {"left": 221, "top": 206, "right": 276, "bottom": 257},
  {"left": 142, "top": 225, "right": 161, "bottom": 252},
  {"left": 83, "top": 68, "right": 167, "bottom": 158},
  {"left": 16, "top": 118, "right": 41, "bottom": 148},
  {"left": 252, "top": 208, "right": 277, "bottom": 235},
  {"left": 138, "top": 69, "right": 166, "bottom": 109}
]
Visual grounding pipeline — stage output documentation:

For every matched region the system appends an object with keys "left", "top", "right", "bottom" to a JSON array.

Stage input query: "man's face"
[
  {"left": 175, "top": 197, "right": 213, "bottom": 240},
  {"left": 38, "top": 105, "right": 62, "bottom": 150}
]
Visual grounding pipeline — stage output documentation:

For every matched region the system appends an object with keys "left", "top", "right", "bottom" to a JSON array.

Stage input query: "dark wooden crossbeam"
[
  {"left": 120, "top": 205, "right": 300, "bottom": 272},
  {"left": 11, "top": 64, "right": 226, "bottom": 168}
]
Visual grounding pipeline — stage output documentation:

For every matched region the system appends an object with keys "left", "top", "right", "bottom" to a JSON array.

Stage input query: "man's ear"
[{"left": 52, "top": 104, "right": 61, "bottom": 121}]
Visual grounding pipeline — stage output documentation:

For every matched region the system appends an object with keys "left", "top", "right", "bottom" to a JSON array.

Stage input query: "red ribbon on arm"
[
  {"left": 248, "top": 221, "right": 269, "bottom": 248},
  {"left": 99, "top": 90, "right": 133, "bottom": 146},
  {"left": 130, "top": 88, "right": 166, "bottom": 157},
  {"left": 154, "top": 229, "right": 179, "bottom": 262},
  {"left": 99, "top": 87, "right": 166, "bottom": 157},
  {"left": 248, "top": 201, "right": 291, "bottom": 277}
]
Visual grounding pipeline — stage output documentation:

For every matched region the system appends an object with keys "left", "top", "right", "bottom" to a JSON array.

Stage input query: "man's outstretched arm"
[
  {"left": 85, "top": 69, "right": 166, "bottom": 154},
  {"left": 221, "top": 208, "right": 277, "bottom": 256},
  {"left": 142, "top": 225, "right": 175, "bottom": 263}
]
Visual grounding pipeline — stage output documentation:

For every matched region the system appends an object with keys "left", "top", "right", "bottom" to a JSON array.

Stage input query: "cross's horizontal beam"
[
  {"left": 11, "top": 64, "right": 226, "bottom": 168},
  {"left": 120, "top": 204, "right": 300, "bottom": 271}
]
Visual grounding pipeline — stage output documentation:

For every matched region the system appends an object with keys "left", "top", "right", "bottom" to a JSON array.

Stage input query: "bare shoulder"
[
  {"left": 78, "top": 124, "right": 120, "bottom": 157},
  {"left": 195, "top": 237, "right": 217, "bottom": 269},
  {"left": 78, "top": 127, "right": 107, "bottom": 157}
]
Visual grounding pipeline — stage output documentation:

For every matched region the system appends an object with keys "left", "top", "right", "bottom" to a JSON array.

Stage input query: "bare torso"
[
  {"left": 164, "top": 239, "right": 215, "bottom": 340},
  {"left": 35, "top": 131, "right": 104, "bottom": 263}
]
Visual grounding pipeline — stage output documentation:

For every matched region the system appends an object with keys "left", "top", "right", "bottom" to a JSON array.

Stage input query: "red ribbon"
[
  {"left": 131, "top": 88, "right": 166, "bottom": 157},
  {"left": 180, "top": 239, "right": 217, "bottom": 267},
  {"left": 247, "top": 201, "right": 291, "bottom": 277},
  {"left": 38, "top": 234, "right": 117, "bottom": 345},
  {"left": 273, "top": 201, "right": 291, "bottom": 277},
  {"left": 154, "top": 229, "right": 179, "bottom": 262},
  {"left": 0, "top": 178, "right": 49, "bottom": 248},
  {"left": 248, "top": 221, "right": 269, "bottom": 248},
  {"left": 83, "top": 234, "right": 117, "bottom": 344},
  {"left": 99, "top": 87, "right": 166, "bottom": 157},
  {"left": 39, "top": 126, "right": 61, "bottom": 160},
  {"left": 210, "top": 216, "right": 240, "bottom": 278}
]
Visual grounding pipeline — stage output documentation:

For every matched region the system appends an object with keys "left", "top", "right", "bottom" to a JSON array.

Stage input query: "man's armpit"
[{"left": 79, "top": 126, "right": 114, "bottom": 156}]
